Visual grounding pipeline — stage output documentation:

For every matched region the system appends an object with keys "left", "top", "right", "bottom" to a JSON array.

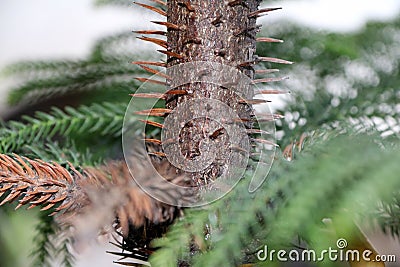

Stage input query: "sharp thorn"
[
  {"left": 239, "top": 99, "right": 270, "bottom": 105},
  {"left": 136, "top": 64, "right": 170, "bottom": 79},
  {"left": 255, "top": 89, "right": 290, "bottom": 95},
  {"left": 143, "top": 138, "right": 163, "bottom": 145},
  {"left": 248, "top": 7, "right": 282, "bottom": 18},
  {"left": 165, "top": 89, "right": 188, "bottom": 95},
  {"left": 251, "top": 138, "right": 280, "bottom": 147},
  {"left": 158, "top": 50, "right": 184, "bottom": 59},
  {"left": 139, "top": 120, "right": 164, "bottom": 128},
  {"left": 257, "top": 37, "right": 284, "bottom": 43},
  {"left": 137, "top": 36, "right": 167, "bottom": 48},
  {"left": 255, "top": 69, "right": 280, "bottom": 74},
  {"left": 133, "top": 2, "right": 167, "bottom": 16},
  {"left": 247, "top": 129, "right": 271, "bottom": 135},
  {"left": 132, "top": 61, "right": 166, "bottom": 67},
  {"left": 148, "top": 151, "right": 166, "bottom": 157},
  {"left": 259, "top": 56, "right": 293, "bottom": 65},
  {"left": 152, "top": 21, "right": 183, "bottom": 31},
  {"left": 135, "top": 108, "right": 172, "bottom": 116},
  {"left": 148, "top": 0, "right": 166, "bottom": 6},
  {"left": 134, "top": 77, "right": 166, "bottom": 85},
  {"left": 130, "top": 92, "right": 166, "bottom": 100},
  {"left": 252, "top": 77, "right": 289, "bottom": 84},
  {"left": 254, "top": 114, "right": 285, "bottom": 121},
  {"left": 133, "top": 30, "right": 166, "bottom": 36},
  {"left": 239, "top": 115, "right": 278, "bottom": 123}
]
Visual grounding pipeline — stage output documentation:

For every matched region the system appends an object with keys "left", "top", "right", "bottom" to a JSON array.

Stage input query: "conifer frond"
[
  {"left": 0, "top": 152, "right": 191, "bottom": 244},
  {"left": 30, "top": 212, "right": 57, "bottom": 267},
  {"left": 2, "top": 32, "right": 142, "bottom": 106},
  {"left": 149, "top": 135, "right": 400, "bottom": 266},
  {"left": 31, "top": 211, "right": 74, "bottom": 267},
  {"left": 24, "top": 141, "right": 100, "bottom": 167},
  {"left": 376, "top": 194, "right": 400, "bottom": 239},
  {"left": 7, "top": 65, "right": 137, "bottom": 106},
  {"left": 0, "top": 102, "right": 126, "bottom": 153},
  {"left": 0, "top": 153, "right": 87, "bottom": 212}
]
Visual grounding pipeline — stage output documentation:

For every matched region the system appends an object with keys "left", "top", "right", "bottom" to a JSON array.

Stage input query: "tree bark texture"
[{"left": 165, "top": 0, "right": 262, "bottom": 187}]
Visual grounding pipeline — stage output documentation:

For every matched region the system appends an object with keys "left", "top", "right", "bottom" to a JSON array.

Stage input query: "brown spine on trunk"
[{"left": 165, "top": 0, "right": 261, "bottom": 187}]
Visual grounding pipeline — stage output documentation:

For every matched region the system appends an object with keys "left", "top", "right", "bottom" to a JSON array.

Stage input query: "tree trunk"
[{"left": 165, "top": 0, "right": 261, "bottom": 189}]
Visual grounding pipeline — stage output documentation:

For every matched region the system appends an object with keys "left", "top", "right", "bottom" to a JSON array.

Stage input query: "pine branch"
[
  {"left": 0, "top": 153, "right": 87, "bottom": 212},
  {"left": 1, "top": 33, "right": 134, "bottom": 80},
  {"left": 30, "top": 212, "right": 58, "bottom": 267},
  {"left": 0, "top": 102, "right": 126, "bottom": 153},
  {"left": 2, "top": 33, "right": 141, "bottom": 106},
  {"left": 23, "top": 141, "right": 100, "bottom": 167},
  {"left": 30, "top": 211, "right": 75, "bottom": 267},
  {"left": 0, "top": 152, "right": 192, "bottom": 242},
  {"left": 149, "top": 135, "right": 400, "bottom": 266},
  {"left": 7, "top": 66, "right": 137, "bottom": 106},
  {"left": 376, "top": 194, "right": 400, "bottom": 238}
]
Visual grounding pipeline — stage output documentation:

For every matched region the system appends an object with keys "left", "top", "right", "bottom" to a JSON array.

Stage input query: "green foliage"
[
  {"left": 376, "top": 193, "right": 400, "bottom": 240},
  {"left": 0, "top": 102, "right": 126, "bottom": 154},
  {"left": 150, "top": 134, "right": 400, "bottom": 266},
  {"left": 255, "top": 17, "right": 400, "bottom": 145},
  {"left": 24, "top": 141, "right": 100, "bottom": 167},
  {"left": 1, "top": 33, "right": 141, "bottom": 106},
  {"left": 31, "top": 211, "right": 74, "bottom": 267}
]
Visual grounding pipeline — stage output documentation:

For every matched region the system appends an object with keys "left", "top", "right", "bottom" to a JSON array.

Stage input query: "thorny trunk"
[
  {"left": 165, "top": 0, "right": 260, "bottom": 187},
  {"left": 0, "top": 0, "right": 289, "bottom": 265}
]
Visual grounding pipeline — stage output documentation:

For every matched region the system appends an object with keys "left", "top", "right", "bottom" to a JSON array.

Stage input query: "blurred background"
[{"left": 0, "top": 0, "right": 399, "bottom": 266}]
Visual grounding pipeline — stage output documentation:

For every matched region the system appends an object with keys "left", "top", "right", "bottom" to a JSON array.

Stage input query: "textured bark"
[{"left": 166, "top": 0, "right": 261, "bottom": 187}]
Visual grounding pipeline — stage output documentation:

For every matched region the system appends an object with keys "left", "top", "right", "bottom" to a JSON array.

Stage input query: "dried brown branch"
[
  {"left": 0, "top": 153, "right": 191, "bottom": 241},
  {"left": 0, "top": 153, "right": 87, "bottom": 213}
]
